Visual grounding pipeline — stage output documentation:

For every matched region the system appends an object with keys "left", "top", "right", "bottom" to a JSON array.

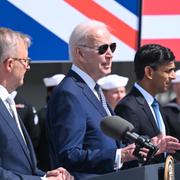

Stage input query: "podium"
[{"left": 87, "top": 162, "right": 180, "bottom": 180}]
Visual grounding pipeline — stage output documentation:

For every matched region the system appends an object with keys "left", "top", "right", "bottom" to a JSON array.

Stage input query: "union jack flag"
[
  {"left": 0, "top": 0, "right": 139, "bottom": 62},
  {"left": 2, "top": 1, "right": 180, "bottom": 62}
]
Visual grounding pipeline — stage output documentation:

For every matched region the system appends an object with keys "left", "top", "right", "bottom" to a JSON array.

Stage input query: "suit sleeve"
[
  {"left": 115, "top": 103, "right": 141, "bottom": 134},
  {"left": 47, "top": 91, "right": 116, "bottom": 173},
  {"left": 115, "top": 100, "right": 160, "bottom": 138},
  {"left": 0, "top": 167, "right": 42, "bottom": 180}
]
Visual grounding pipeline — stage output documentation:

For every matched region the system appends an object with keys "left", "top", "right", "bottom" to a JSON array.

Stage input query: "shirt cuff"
[
  {"left": 114, "top": 149, "right": 123, "bottom": 170},
  {"left": 41, "top": 176, "right": 47, "bottom": 180}
]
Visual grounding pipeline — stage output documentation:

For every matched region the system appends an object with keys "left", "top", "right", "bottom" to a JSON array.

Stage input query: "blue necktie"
[
  {"left": 95, "top": 84, "right": 111, "bottom": 116},
  {"left": 151, "top": 99, "right": 166, "bottom": 134}
]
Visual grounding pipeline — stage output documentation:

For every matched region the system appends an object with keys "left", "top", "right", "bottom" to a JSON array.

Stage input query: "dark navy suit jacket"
[
  {"left": 115, "top": 86, "right": 169, "bottom": 164},
  {"left": 0, "top": 99, "right": 44, "bottom": 180},
  {"left": 47, "top": 70, "right": 120, "bottom": 179}
]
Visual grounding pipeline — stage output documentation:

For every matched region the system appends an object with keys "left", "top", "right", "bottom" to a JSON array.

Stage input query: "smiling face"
[{"left": 75, "top": 27, "right": 114, "bottom": 81}]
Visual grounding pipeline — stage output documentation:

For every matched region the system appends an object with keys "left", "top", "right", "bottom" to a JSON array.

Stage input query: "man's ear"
[
  {"left": 76, "top": 48, "right": 84, "bottom": 57},
  {"left": 144, "top": 66, "right": 154, "bottom": 80},
  {"left": 4, "top": 58, "right": 13, "bottom": 72}
]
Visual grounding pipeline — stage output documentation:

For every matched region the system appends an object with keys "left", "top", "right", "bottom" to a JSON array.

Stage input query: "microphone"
[
  {"left": 100, "top": 115, "right": 134, "bottom": 141},
  {"left": 101, "top": 116, "right": 158, "bottom": 164}
]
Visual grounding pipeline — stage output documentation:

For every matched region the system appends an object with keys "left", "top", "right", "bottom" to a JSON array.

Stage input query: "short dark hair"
[{"left": 134, "top": 44, "right": 175, "bottom": 81}]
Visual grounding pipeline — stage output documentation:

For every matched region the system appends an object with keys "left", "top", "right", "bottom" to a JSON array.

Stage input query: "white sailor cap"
[
  {"left": 43, "top": 74, "right": 65, "bottom": 87},
  {"left": 98, "top": 74, "right": 129, "bottom": 90},
  {"left": 172, "top": 69, "right": 180, "bottom": 84}
]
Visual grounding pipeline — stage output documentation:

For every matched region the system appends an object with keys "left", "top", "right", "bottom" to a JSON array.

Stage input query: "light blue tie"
[{"left": 151, "top": 99, "right": 166, "bottom": 134}]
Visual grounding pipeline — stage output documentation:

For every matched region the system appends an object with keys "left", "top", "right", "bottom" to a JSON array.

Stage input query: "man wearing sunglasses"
[{"left": 46, "top": 20, "right": 141, "bottom": 180}]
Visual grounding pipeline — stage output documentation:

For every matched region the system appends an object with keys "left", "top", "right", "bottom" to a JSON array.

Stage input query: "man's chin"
[
  {"left": 18, "top": 80, "right": 24, "bottom": 87},
  {"left": 103, "top": 69, "right": 111, "bottom": 75},
  {"left": 164, "top": 85, "right": 171, "bottom": 91}
]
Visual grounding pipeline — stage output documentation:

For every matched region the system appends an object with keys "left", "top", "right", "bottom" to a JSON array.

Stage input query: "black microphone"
[
  {"left": 100, "top": 116, "right": 158, "bottom": 164},
  {"left": 100, "top": 115, "right": 134, "bottom": 141}
]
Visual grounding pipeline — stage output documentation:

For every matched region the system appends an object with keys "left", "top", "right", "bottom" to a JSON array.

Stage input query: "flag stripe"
[
  {"left": 64, "top": 0, "right": 138, "bottom": 49},
  {"left": 142, "top": 15, "right": 180, "bottom": 38},
  {"left": 142, "top": 0, "right": 180, "bottom": 15},
  {"left": 141, "top": 39, "right": 180, "bottom": 61},
  {"left": 94, "top": 0, "right": 138, "bottom": 30},
  {"left": 141, "top": 0, "right": 180, "bottom": 61}
]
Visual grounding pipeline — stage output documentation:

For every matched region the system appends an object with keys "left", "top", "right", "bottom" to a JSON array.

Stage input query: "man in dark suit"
[
  {"left": 0, "top": 27, "right": 73, "bottom": 180},
  {"left": 46, "top": 20, "right": 138, "bottom": 180},
  {"left": 115, "top": 44, "right": 180, "bottom": 165}
]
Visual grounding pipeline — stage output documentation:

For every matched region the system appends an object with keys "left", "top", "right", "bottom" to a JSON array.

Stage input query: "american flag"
[{"left": 141, "top": 0, "right": 180, "bottom": 61}]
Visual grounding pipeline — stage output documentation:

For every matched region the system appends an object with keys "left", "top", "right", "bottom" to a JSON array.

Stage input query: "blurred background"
[{"left": 1, "top": 0, "right": 180, "bottom": 109}]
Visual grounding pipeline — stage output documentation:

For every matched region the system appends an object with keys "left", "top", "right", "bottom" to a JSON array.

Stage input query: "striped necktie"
[{"left": 95, "top": 84, "right": 111, "bottom": 116}]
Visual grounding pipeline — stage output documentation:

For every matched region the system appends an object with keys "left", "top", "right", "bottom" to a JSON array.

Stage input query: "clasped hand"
[{"left": 46, "top": 167, "right": 74, "bottom": 180}]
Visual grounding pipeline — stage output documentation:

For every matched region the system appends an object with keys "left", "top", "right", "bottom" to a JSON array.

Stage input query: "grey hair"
[
  {"left": 69, "top": 20, "right": 109, "bottom": 61},
  {"left": 0, "top": 28, "right": 31, "bottom": 63}
]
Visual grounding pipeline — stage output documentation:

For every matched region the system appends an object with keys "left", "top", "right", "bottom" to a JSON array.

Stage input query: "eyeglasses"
[
  {"left": 79, "top": 42, "right": 116, "bottom": 55},
  {"left": 11, "top": 57, "right": 31, "bottom": 66}
]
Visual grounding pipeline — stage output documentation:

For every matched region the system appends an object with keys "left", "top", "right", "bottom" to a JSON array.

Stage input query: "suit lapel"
[
  {"left": 19, "top": 118, "right": 37, "bottom": 168},
  {"left": 83, "top": 85, "right": 108, "bottom": 116},
  {"left": 67, "top": 70, "right": 108, "bottom": 116},
  {"left": 0, "top": 99, "right": 34, "bottom": 169},
  {"left": 132, "top": 87, "right": 160, "bottom": 134}
]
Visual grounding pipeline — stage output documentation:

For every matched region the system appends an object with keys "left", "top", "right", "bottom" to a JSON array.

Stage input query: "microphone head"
[{"left": 100, "top": 115, "right": 134, "bottom": 140}]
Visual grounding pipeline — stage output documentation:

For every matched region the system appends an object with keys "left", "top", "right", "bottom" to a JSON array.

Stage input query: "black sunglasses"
[
  {"left": 97, "top": 42, "right": 116, "bottom": 55},
  {"left": 79, "top": 42, "right": 116, "bottom": 55}
]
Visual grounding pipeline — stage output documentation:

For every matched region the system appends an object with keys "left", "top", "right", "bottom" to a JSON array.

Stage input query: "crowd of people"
[{"left": 1, "top": 20, "right": 180, "bottom": 180}]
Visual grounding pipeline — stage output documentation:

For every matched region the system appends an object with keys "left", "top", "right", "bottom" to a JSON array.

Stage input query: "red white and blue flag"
[
  {"left": 0, "top": 0, "right": 139, "bottom": 62},
  {"left": 2, "top": 1, "right": 179, "bottom": 62},
  {"left": 141, "top": 0, "right": 180, "bottom": 61}
]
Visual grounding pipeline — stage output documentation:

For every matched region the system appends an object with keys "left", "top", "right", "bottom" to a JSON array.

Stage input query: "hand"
[
  {"left": 151, "top": 134, "right": 180, "bottom": 154},
  {"left": 121, "top": 143, "right": 136, "bottom": 162},
  {"left": 121, "top": 143, "right": 149, "bottom": 162},
  {"left": 46, "top": 167, "right": 74, "bottom": 180},
  {"left": 57, "top": 167, "right": 74, "bottom": 180}
]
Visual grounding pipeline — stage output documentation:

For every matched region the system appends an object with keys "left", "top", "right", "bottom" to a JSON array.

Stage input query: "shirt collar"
[
  {"left": 72, "top": 64, "right": 96, "bottom": 91},
  {"left": 0, "top": 85, "right": 10, "bottom": 101},
  {"left": 134, "top": 82, "right": 155, "bottom": 105}
]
